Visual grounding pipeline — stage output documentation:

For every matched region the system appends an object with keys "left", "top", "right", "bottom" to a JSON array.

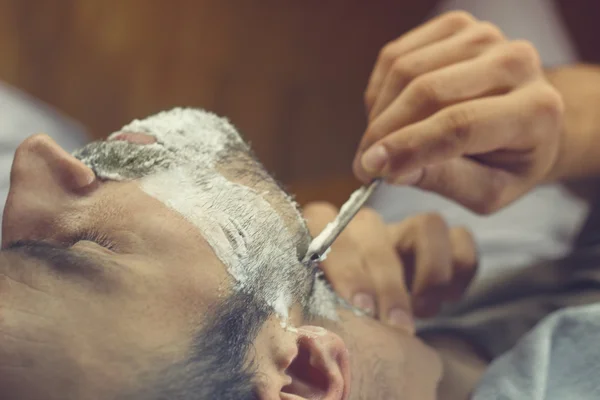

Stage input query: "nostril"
[{"left": 109, "top": 132, "right": 157, "bottom": 145}]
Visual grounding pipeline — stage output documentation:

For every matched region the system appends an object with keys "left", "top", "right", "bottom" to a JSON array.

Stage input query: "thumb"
[{"left": 392, "top": 158, "right": 516, "bottom": 215}]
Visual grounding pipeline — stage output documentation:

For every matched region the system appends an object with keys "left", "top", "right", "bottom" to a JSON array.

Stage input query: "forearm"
[{"left": 546, "top": 64, "right": 600, "bottom": 182}]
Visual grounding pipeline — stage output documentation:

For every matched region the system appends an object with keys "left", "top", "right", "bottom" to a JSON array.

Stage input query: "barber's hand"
[
  {"left": 303, "top": 202, "right": 478, "bottom": 329},
  {"left": 354, "top": 11, "right": 564, "bottom": 214}
]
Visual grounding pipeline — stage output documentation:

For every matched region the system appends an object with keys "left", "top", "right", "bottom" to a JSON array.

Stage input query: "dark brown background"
[{"left": 1, "top": 0, "right": 598, "bottom": 205}]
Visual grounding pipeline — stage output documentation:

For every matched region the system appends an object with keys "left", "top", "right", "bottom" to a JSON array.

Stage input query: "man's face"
[
  {"left": 0, "top": 109, "right": 329, "bottom": 399},
  {"left": 0, "top": 108, "right": 441, "bottom": 400},
  {"left": 1, "top": 179, "right": 233, "bottom": 398}
]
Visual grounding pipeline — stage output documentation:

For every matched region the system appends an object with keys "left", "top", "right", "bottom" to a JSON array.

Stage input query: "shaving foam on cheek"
[
  {"left": 73, "top": 108, "right": 341, "bottom": 322},
  {"left": 140, "top": 166, "right": 310, "bottom": 320}
]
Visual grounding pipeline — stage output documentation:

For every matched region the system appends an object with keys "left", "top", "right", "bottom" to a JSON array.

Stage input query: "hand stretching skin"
[
  {"left": 354, "top": 11, "right": 564, "bottom": 214},
  {"left": 303, "top": 202, "right": 478, "bottom": 329}
]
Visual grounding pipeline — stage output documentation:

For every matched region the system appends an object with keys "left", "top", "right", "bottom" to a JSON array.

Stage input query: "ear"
[
  {"left": 256, "top": 324, "right": 351, "bottom": 400},
  {"left": 2, "top": 134, "right": 96, "bottom": 247},
  {"left": 283, "top": 326, "right": 350, "bottom": 400}
]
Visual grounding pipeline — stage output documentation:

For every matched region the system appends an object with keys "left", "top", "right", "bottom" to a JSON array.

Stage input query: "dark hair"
[{"left": 140, "top": 290, "right": 271, "bottom": 400}]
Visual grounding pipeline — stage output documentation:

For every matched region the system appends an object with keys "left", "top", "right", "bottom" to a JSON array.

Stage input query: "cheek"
[
  {"left": 0, "top": 285, "right": 105, "bottom": 397},
  {"left": 122, "top": 249, "right": 232, "bottom": 329},
  {"left": 160, "top": 254, "right": 232, "bottom": 314}
]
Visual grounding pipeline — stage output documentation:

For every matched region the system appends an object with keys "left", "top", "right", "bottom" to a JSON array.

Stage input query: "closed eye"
[{"left": 71, "top": 230, "right": 117, "bottom": 252}]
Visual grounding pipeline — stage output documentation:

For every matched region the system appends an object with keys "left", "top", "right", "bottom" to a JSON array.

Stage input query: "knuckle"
[
  {"left": 453, "top": 226, "right": 475, "bottom": 245},
  {"left": 531, "top": 85, "right": 565, "bottom": 124},
  {"left": 364, "top": 89, "right": 376, "bottom": 108},
  {"left": 378, "top": 43, "right": 398, "bottom": 65},
  {"left": 511, "top": 40, "right": 542, "bottom": 67},
  {"left": 441, "top": 11, "right": 477, "bottom": 30},
  {"left": 451, "top": 227, "right": 478, "bottom": 267},
  {"left": 390, "top": 59, "right": 415, "bottom": 83},
  {"left": 442, "top": 108, "right": 473, "bottom": 147},
  {"left": 470, "top": 21, "right": 505, "bottom": 44},
  {"left": 410, "top": 76, "right": 442, "bottom": 111},
  {"left": 496, "top": 40, "right": 541, "bottom": 76}
]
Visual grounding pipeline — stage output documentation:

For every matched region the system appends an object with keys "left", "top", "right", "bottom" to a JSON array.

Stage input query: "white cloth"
[
  {"left": 474, "top": 303, "right": 600, "bottom": 399},
  {"left": 370, "top": 0, "right": 589, "bottom": 292},
  {"left": 0, "top": 82, "right": 89, "bottom": 240}
]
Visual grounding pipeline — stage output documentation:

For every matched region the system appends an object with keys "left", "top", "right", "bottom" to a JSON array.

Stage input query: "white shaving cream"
[{"left": 74, "top": 108, "right": 340, "bottom": 322}]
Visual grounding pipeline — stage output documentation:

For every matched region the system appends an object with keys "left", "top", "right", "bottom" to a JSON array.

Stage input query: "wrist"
[{"left": 542, "top": 65, "right": 600, "bottom": 183}]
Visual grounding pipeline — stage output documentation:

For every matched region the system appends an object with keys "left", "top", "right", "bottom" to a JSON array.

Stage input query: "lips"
[{"left": 110, "top": 132, "right": 157, "bottom": 145}]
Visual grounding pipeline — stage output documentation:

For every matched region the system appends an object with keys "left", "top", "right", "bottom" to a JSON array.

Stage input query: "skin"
[
  {"left": 544, "top": 64, "right": 600, "bottom": 182},
  {"left": 354, "top": 11, "right": 565, "bottom": 214},
  {"left": 1, "top": 136, "right": 234, "bottom": 399},
  {"left": 1, "top": 9, "right": 599, "bottom": 400},
  {"left": 303, "top": 203, "right": 477, "bottom": 325},
  {"left": 0, "top": 133, "right": 451, "bottom": 400},
  {"left": 304, "top": 202, "right": 485, "bottom": 400}
]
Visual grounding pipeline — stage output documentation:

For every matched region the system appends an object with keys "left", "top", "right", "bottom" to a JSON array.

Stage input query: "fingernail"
[
  {"left": 394, "top": 169, "right": 424, "bottom": 186},
  {"left": 388, "top": 308, "right": 415, "bottom": 331},
  {"left": 361, "top": 145, "right": 388, "bottom": 174},
  {"left": 352, "top": 293, "right": 376, "bottom": 315}
]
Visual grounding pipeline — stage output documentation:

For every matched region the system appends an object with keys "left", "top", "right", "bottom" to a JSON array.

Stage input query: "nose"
[{"left": 1, "top": 134, "right": 96, "bottom": 247}]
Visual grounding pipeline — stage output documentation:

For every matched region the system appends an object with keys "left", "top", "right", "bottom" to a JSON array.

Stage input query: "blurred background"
[{"left": 1, "top": 0, "right": 599, "bottom": 206}]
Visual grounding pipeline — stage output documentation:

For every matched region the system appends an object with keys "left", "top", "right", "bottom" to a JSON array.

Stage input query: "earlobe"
[{"left": 281, "top": 326, "right": 351, "bottom": 400}]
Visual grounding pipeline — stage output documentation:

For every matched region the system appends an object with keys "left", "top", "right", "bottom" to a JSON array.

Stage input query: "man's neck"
[
  {"left": 321, "top": 308, "right": 488, "bottom": 400},
  {"left": 423, "top": 333, "right": 489, "bottom": 400}
]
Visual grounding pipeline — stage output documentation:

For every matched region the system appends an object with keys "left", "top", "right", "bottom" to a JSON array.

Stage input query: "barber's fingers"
[
  {"left": 365, "top": 11, "right": 477, "bottom": 112},
  {"left": 388, "top": 214, "right": 478, "bottom": 318},
  {"left": 344, "top": 208, "right": 412, "bottom": 329},
  {"left": 303, "top": 202, "right": 378, "bottom": 315},
  {"left": 446, "top": 227, "right": 479, "bottom": 301},
  {"left": 368, "top": 21, "right": 505, "bottom": 122},
  {"left": 388, "top": 213, "right": 451, "bottom": 317},
  {"left": 411, "top": 158, "right": 520, "bottom": 215},
  {"left": 358, "top": 80, "right": 562, "bottom": 213},
  {"left": 358, "top": 40, "right": 539, "bottom": 158}
]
